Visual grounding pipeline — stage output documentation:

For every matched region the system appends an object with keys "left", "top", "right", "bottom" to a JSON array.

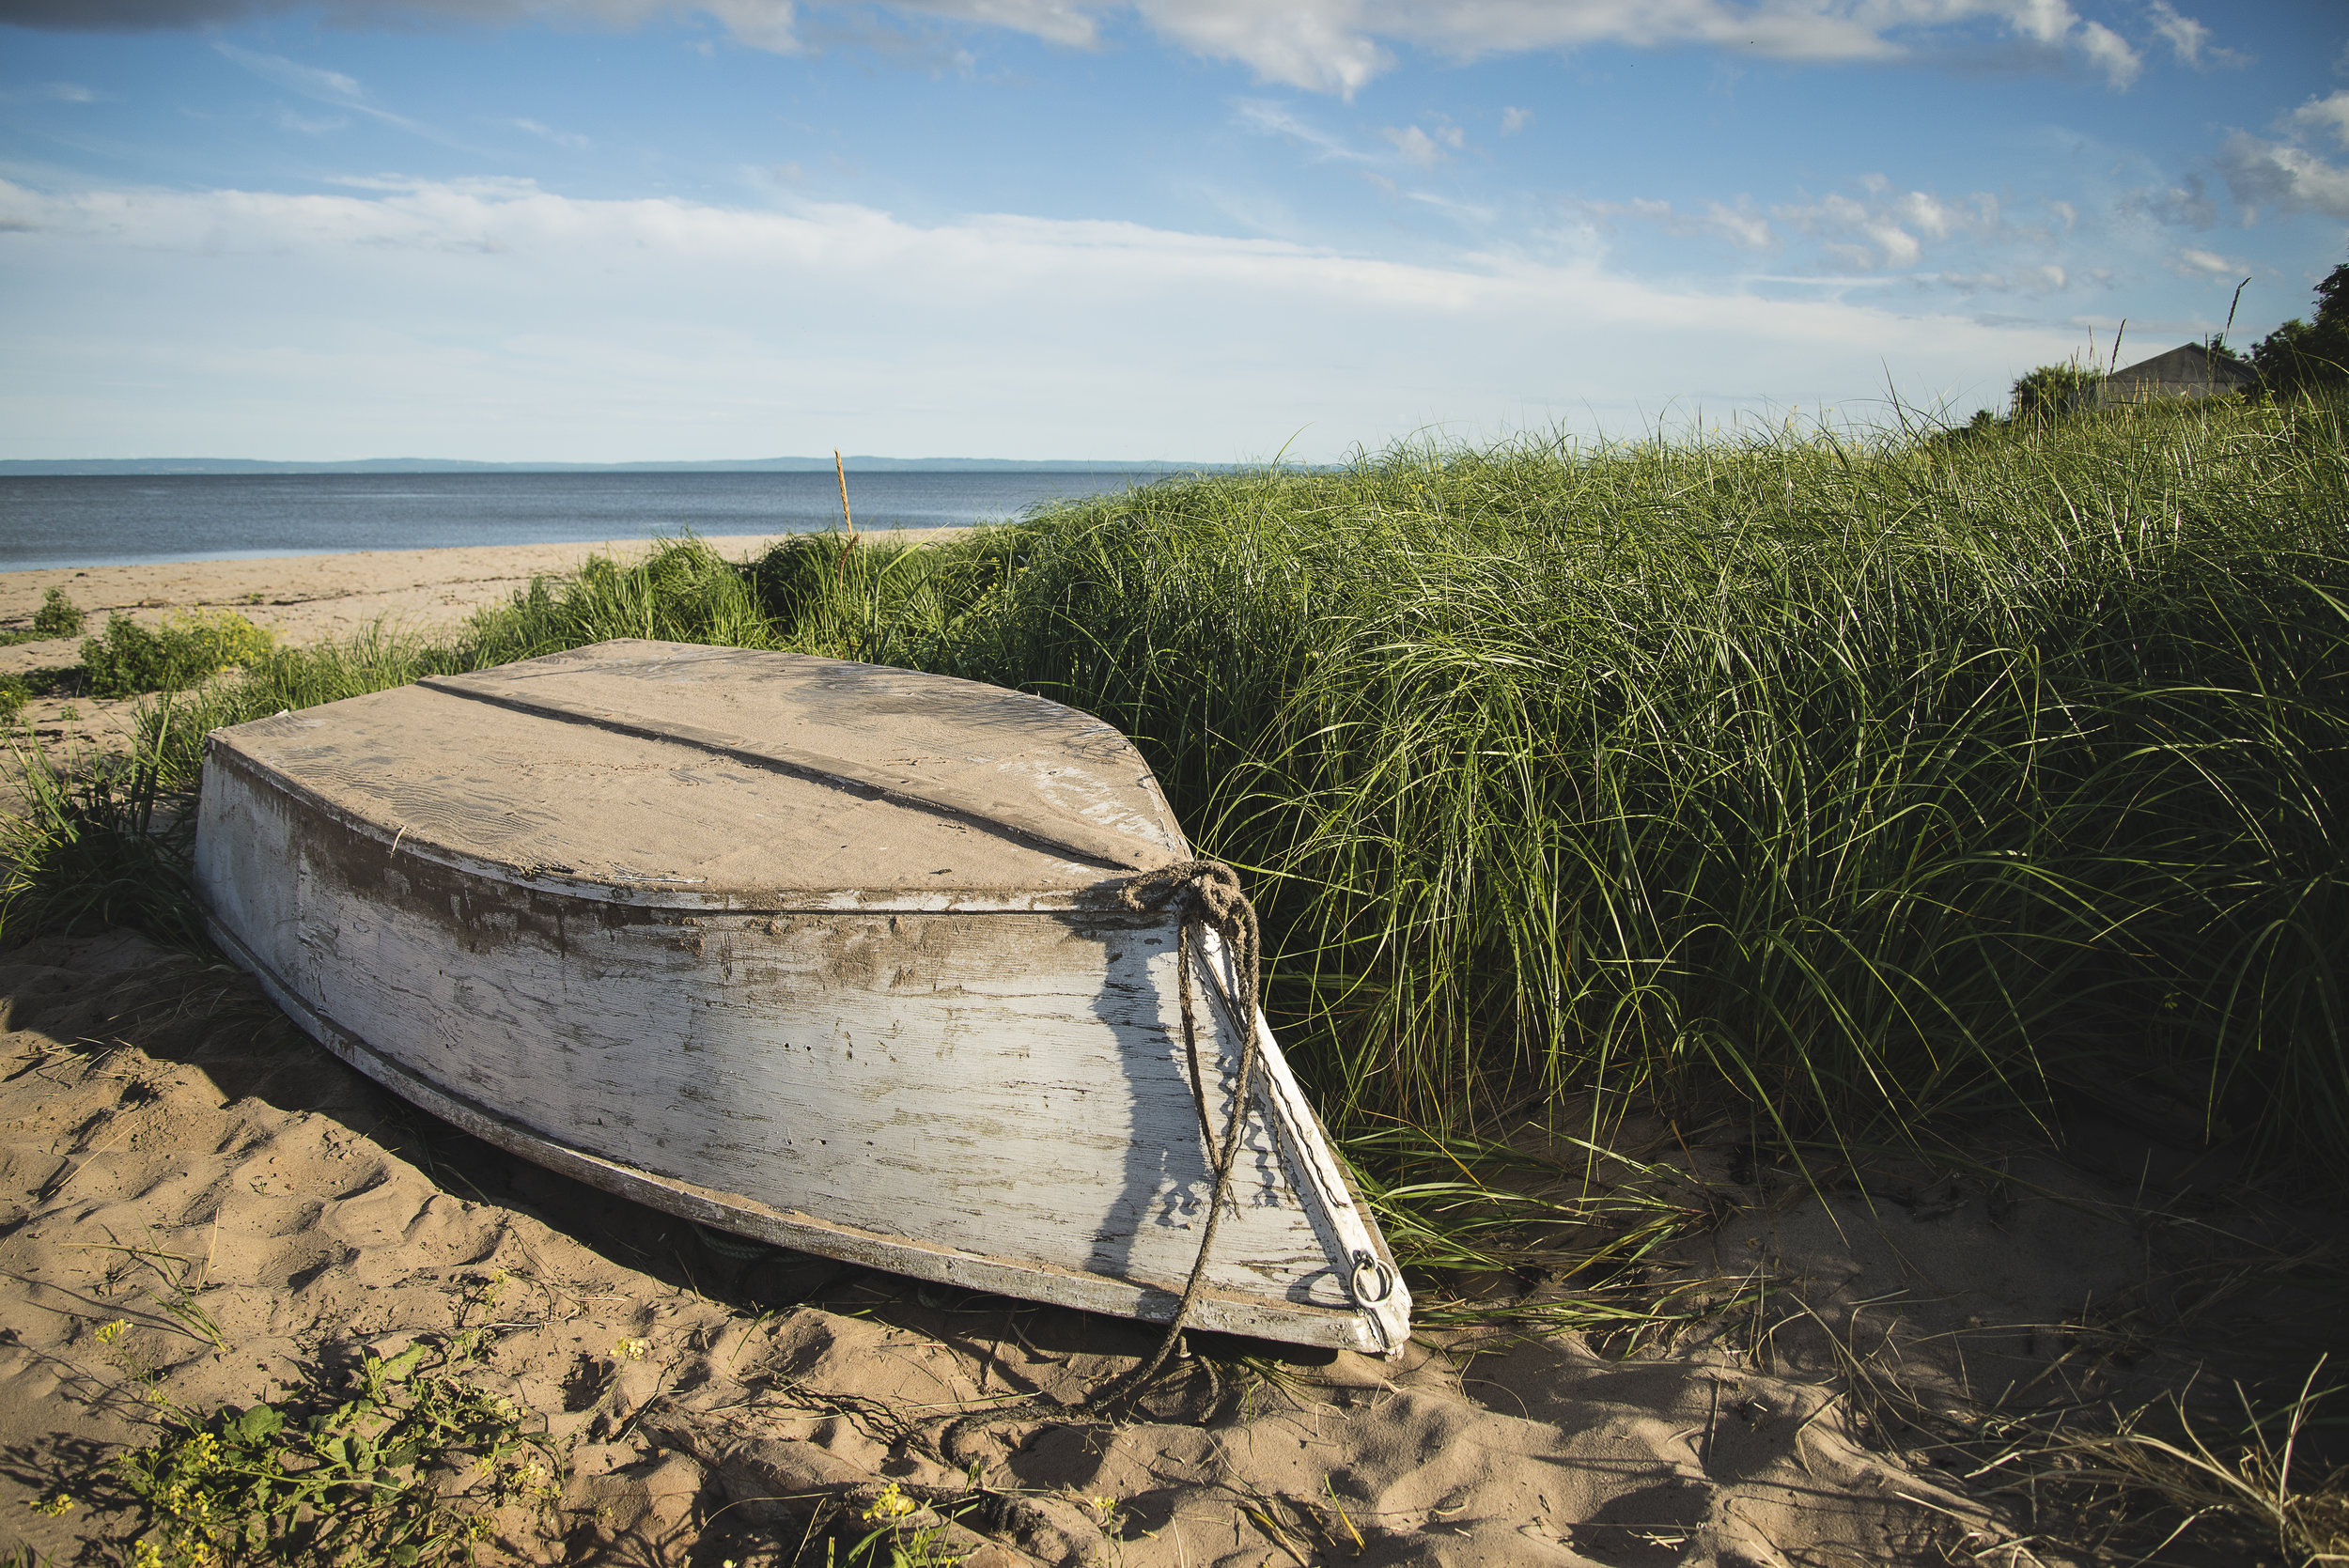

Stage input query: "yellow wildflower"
[{"left": 863, "top": 1482, "right": 919, "bottom": 1523}]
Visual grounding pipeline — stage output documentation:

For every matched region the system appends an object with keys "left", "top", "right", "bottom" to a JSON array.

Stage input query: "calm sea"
[{"left": 0, "top": 470, "right": 1171, "bottom": 573}]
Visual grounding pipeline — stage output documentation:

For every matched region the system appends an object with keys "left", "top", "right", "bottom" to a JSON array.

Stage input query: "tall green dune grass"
[{"left": 61, "top": 395, "right": 2349, "bottom": 1174}]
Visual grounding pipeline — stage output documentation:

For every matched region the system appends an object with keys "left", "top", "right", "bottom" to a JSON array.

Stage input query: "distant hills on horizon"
[{"left": 0, "top": 456, "right": 1232, "bottom": 477}]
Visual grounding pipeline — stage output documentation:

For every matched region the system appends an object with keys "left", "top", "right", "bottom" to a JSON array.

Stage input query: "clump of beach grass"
[
  {"left": 1, "top": 708, "right": 207, "bottom": 947},
  {"left": 894, "top": 396, "right": 2349, "bottom": 1185}
]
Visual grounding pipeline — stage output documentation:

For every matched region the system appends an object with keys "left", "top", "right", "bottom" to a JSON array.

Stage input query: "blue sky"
[{"left": 2, "top": 1, "right": 2344, "bottom": 462}]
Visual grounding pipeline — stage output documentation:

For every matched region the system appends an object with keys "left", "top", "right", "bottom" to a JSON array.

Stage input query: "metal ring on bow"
[{"left": 1348, "top": 1249, "right": 1395, "bottom": 1306}]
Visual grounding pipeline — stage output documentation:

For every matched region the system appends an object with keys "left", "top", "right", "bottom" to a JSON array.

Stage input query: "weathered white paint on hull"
[{"left": 192, "top": 642, "right": 1410, "bottom": 1354}]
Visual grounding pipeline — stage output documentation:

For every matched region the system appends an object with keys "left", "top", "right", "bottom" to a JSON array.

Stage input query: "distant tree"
[
  {"left": 2248, "top": 254, "right": 2349, "bottom": 396},
  {"left": 2010, "top": 363, "right": 2099, "bottom": 423}
]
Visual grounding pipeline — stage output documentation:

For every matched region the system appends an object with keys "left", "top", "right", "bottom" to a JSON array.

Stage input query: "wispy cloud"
[
  {"left": 1596, "top": 179, "right": 2021, "bottom": 273},
  {"left": 511, "top": 117, "right": 590, "bottom": 150},
  {"left": 1771, "top": 183, "right": 2008, "bottom": 269},
  {"left": 2125, "top": 86, "right": 2349, "bottom": 229},
  {"left": 0, "top": 173, "right": 2083, "bottom": 458},
  {"left": 2144, "top": 1, "right": 2245, "bottom": 70},
  {"left": 2075, "top": 21, "right": 2139, "bottom": 89},
  {"left": 7, "top": 0, "right": 2225, "bottom": 97},
  {"left": 2216, "top": 131, "right": 2349, "bottom": 221},
  {"left": 1232, "top": 99, "right": 1365, "bottom": 163},
  {"left": 0, "top": 82, "right": 104, "bottom": 104},
  {"left": 2288, "top": 90, "right": 2349, "bottom": 151},
  {"left": 1928, "top": 265, "right": 2069, "bottom": 294},
  {"left": 1579, "top": 195, "right": 1776, "bottom": 252},
  {"left": 1381, "top": 122, "right": 1461, "bottom": 169},
  {"left": 2171, "top": 246, "right": 2246, "bottom": 277},
  {"left": 212, "top": 41, "right": 436, "bottom": 137}
]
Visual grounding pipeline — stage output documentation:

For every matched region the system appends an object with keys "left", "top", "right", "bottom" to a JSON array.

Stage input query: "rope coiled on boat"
[{"left": 936, "top": 858, "right": 1264, "bottom": 1458}]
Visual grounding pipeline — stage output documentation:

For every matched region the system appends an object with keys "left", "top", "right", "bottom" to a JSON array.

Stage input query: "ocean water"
[{"left": 0, "top": 470, "right": 1170, "bottom": 573}]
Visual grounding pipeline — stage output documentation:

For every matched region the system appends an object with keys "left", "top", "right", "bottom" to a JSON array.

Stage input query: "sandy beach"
[{"left": 3, "top": 541, "right": 2341, "bottom": 1566}]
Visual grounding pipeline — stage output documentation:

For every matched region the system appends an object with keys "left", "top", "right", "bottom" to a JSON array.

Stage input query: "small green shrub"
[
  {"left": 31, "top": 587, "right": 86, "bottom": 640},
  {"left": 0, "top": 675, "right": 26, "bottom": 723},
  {"left": 0, "top": 714, "right": 204, "bottom": 947},
  {"left": 107, "top": 1341, "right": 553, "bottom": 1567},
  {"left": 81, "top": 612, "right": 273, "bottom": 699},
  {"left": 2011, "top": 361, "right": 2101, "bottom": 421}
]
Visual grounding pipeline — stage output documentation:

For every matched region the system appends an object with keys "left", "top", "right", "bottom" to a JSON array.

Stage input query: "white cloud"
[
  {"left": 0, "top": 174, "right": 2080, "bottom": 459},
  {"left": 1500, "top": 105, "right": 1531, "bottom": 134},
  {"left": 1382, "top": 125, "right": 1440, "bottom": 168},
  {"left": 2143, "top": 1, "right": 2205, "bottom": 64},
  {"left": 0, "top": 82, "right": 103, "bottom": 104},
  {"left": 1705, "top": 202, "right": 1772, "bottom": 250},
  {"left": 2133, "top": 88, "right": 2349, "bottom": 231},
  {"left": 2173, "top": 246, "right": 2244, "bottom": 277},
  {"left": 1935, "top": 264, "right": 2067, "bottom": 293},
  {"left": 214, "top": 41, "right": 366, "bottom": 103},
  {"left": 1234, "top": 99, "right": 1367, "bottom": 163},
  {"left": 1586, "top": 194, "right": 1775, "bottom": 251},
  {"left": 212, "top": 40, "right": 437, "bottom": 136},
  {"left": 1770, "top": 183, "right": 2005, "bottom": 270},
  {"left": 1381, "top": 121, "right": 1461, "bottom": 168},
  {"left": 956, "top": 0, "right": 2165, "bottom": 92},
  {"left": 6, "top": 0, "right": 2188, "bottom": 95},
  {"left": 2288, "top": 90, "right": 2349, "bottom": 151},
  {"left": 2075, "top": 21, "right": 2139, "bottom": 89},
  {"left": 1127, "top": 0, "right": 1390, "bottom": 97},
  {"left": 2217, "top": 131, "right": 2349, "bottom": 221},
  {"left": 1405, "top": 189, "right": 1496, "bottom": 224},
  {"left": 512, "top": 116, "right": 591, "bottom": 149},
  {"left": 2142, "top": 1, "right": 2245, "bottom": 70}
]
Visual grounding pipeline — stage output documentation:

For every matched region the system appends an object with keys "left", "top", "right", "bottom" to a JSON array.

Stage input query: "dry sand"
[{"left": 2, "top": 543, "right": 2341, "bottom": 1566}]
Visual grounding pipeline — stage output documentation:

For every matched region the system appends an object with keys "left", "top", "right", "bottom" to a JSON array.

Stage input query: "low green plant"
[
  {"left": 106, "top": 1341, "right": 555, "bottom": 1568},
  {"left": 2010, "top": 360, "right": 2101, "bottom": 421},
  {"left": 0, "top": 707, "right": 204, "bottom": 947},
  {"left": 464, "top": 535, "right": 774, "bottom": 662},
  {"left": 0, "top": 589, "right": 87, "bottom": 649},
  {"left": 845, "top": 1483, "right": 969, "bottom": 1567},
  {"left": 33, "top": 587, "right": 86, "bottom": 640},
  {"left": 81, "top": 611, "right": 273, "bottom": 699},
  {"left": 0, "top": 674, "right": 27, "bottom": 723}
]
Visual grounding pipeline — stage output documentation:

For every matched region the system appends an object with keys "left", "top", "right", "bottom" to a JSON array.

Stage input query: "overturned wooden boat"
[{"left": 193, "top": 639, "right": 1409, "bottom": 1354}]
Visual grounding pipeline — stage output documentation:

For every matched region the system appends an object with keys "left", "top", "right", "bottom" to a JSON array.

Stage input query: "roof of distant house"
[{"left": 2104, "top": 341, "right": 2255, "bottom": 390}]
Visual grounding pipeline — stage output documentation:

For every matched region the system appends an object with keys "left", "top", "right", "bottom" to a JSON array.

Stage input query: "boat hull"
[{"left": 195, "top": 724, "right": 1409, "bottom": 1353}]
